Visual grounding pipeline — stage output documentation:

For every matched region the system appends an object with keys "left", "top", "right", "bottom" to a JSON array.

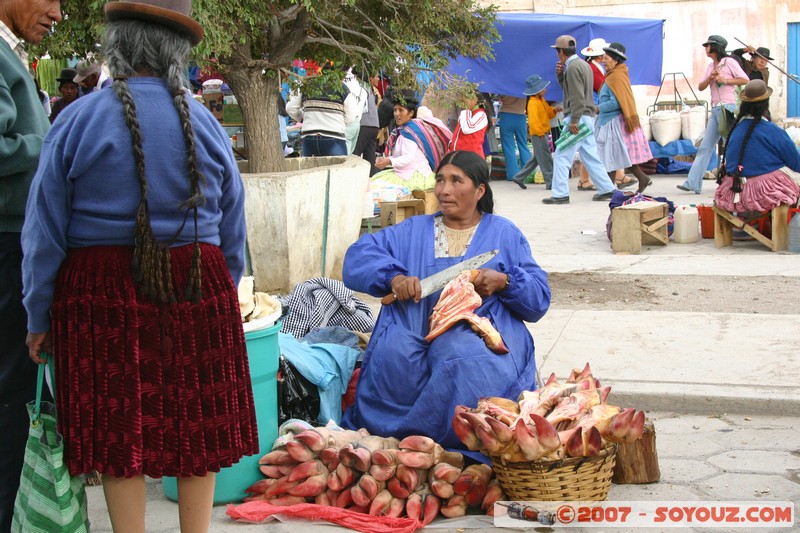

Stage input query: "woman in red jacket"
[{"left": 449, "top": 91, "right": 489, "bottom": 157}]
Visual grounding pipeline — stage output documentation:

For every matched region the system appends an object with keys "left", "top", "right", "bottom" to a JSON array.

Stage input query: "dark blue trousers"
[{"left": 0, "top": 233, "right": 49, "bottom": 533}]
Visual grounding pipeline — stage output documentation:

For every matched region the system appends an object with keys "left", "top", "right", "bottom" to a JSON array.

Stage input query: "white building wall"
[{"left": 479, "top": 0, "right": 800, "bottom": 119}]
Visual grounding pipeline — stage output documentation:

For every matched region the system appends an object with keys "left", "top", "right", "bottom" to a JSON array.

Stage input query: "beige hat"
[
  {"left": 581, "top": 38, "right": 610, "bottom": 57},
  {"left": 551, "top": 35, "right": 577, "bottom": 49},
  {"left": 73, "top": 60, "right": 101, "bottom": 84},
  {"left": 739, "top": 79, "right": 773, "bottom": 103}
]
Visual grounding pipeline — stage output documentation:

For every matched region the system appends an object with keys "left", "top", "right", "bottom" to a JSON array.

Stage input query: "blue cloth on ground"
[
  {"left": 648, "top": 140, "right": 716, "bottom": 171},
  {"left": 340, "top": 213, "right": 551, "bottom": 451},
  {"left": 278, "top": 333, "right": 360, "bottom": 425},
  {"left": 656, "top": 157, "right": 693, "bottom": 174}
]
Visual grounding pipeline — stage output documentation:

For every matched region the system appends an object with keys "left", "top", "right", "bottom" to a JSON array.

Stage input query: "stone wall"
[{"left": 240, "top": 155, "right": 370, "bottom": 293}]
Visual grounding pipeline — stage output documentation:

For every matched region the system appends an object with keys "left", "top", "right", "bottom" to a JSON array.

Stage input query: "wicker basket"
[{"left": 491, "top": 445, "right": 617, "bottom": 501}]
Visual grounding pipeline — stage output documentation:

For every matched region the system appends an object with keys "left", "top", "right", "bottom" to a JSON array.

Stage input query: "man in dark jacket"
[{"left": 0, "top": 0, "right": 61, "bottom": 528}]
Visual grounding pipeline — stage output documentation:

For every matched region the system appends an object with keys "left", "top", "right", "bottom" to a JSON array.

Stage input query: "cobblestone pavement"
[
  {"left": 85, "top": 175, "right": 799, "bottom": 531},
  {"left": 85, "top": 413, "right": 799, "bottom": 532}
]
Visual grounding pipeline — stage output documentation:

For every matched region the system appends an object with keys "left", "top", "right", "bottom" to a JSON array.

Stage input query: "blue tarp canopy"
[{"left": 447, "top": 13, "right": 664, "bottom": 101}]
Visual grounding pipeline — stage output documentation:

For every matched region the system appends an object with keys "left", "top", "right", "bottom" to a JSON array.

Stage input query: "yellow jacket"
[{"left": 526, "top": 95, "right": 557, "bottom": 137}]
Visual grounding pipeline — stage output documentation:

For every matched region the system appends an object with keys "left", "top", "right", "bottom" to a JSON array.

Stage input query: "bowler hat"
[
  {"left": 603, "top": 42, "right": 628, "bottom": 61},
  {"left": 551, "top": 35, "right": 577, "bottom": 49},
  {"left": 702, "top": 35, "right": 728, "bottom": 48},
  {"left": 754, "top": 47, "right": 774, "bottom": 61},
  {"left": 56, "top": 68, "right": 78, "bottom": 83},
  {"left": 739, "top": 79, "right": 772, "bottom": 103},
  {"left": 581, "top": 38, "right": 611, "bottom": 58},
  {"left": 104, "top": 0, "right": 203, "bottom": 45},
  {"left": 523, "top": 74, "right": 550, "bottom": 96}
]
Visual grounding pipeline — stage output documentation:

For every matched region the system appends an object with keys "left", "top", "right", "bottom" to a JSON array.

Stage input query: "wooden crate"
[
  {"left": 379, "top": 199, "right": 424, "bottom": 228},
  {"left": 611, "top": 201, "right": 669, "bottom": 254},
  {"left": 412, "top": 189, "right": 440, "bottom": 214}
]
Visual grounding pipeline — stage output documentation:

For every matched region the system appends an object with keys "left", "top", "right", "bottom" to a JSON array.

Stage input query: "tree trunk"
[
  {"left": 225, "top": 67, "right": 285, "bottom": 174},
  {"left": 612, "top": 419, "right": 660, "bottom": 484}
]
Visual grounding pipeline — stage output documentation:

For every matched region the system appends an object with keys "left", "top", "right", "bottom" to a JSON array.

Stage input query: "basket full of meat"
[{"left": 452, "top": 363, "right": 647, "bottom": 501}]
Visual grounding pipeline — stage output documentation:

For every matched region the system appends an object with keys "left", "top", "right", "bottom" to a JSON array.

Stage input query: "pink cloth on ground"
[
  {"left": 227, "top": 501, "right": 423, "bottom": 533},
  {"left": 714, "top": 168, "right": 800, "bottom": 213}
]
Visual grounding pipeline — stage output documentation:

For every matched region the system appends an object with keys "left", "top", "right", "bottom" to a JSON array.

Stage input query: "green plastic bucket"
[{"left": 163, "top": 321, "right": 280, "bottom": 504}]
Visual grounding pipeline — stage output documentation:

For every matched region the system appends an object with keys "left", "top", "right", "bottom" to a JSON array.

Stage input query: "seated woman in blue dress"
[
  {"left": 341, "top": 150, "right": 551, "bottom": 454},
  {"left": 715, "top": 80, "right": 800, "bottom": 213}
]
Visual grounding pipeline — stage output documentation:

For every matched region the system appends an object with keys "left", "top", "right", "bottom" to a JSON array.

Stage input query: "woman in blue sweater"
[
  {"left": 21, "top": 1, "right": 257, "bottom": 530},
  {"left": 715, "top": 79, "right": 800, "bottom": 212}
]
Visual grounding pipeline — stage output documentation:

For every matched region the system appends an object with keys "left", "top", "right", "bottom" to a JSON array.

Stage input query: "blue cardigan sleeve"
[
  {"left": 342, "top": 222, "right": 412, "bottom": 296},
  {"left": 598, "top": 85, "right": 621, "bottom": 114},
  {"left": 777, "top": 130, "right": 800, "bottom": 172}
]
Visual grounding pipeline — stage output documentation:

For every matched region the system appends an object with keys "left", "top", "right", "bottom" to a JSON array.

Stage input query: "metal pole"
[{"left": 733, "top": 37, "right": 800, "bottom": 85}]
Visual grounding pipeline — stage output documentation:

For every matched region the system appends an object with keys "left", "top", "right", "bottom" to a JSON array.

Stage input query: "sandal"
[
  {"left": 637, "top": 178, "right": 653, "bottom": 193},
  {"left": 616, "top": 176, "right": 638, "bottom": 189},
  {"left": 577, "top": 180, "right": 596, "bottom": 191}
]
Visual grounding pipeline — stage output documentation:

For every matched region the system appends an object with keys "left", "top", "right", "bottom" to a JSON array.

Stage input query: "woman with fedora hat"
[
  {"left": 714, "top": 79, "right": 800, "bottom": 213},
  {"left": 733, "top": 45, "right": 773, "bottom": 86},
  {"left": 512, "top": 74, "right": 559, "bottom": 189},
  {"left": 577, "top": 37, "right": 637, "bottom": 189},
  {"left": 678, "top": 34, "right": 748, "bottom": 194},
  {"left": 595, "top": 42, "right": 654, "bottom": 193},
  {"left": 21, "top": 0, "right": 257, "bottom": 530},
  {"left": 49, "top": 67, "right": 80, "bottom": 123}
]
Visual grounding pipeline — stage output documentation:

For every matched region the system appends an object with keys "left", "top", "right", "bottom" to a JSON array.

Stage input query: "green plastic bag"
[
  {"left": 11, "top": 361, "right": 89, "bottom": 533},
  {"left": 717, "top": 107, "right": 736, "bottom": 137}
]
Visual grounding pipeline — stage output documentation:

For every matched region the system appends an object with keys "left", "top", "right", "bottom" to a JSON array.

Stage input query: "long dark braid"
[
  {"left": 106, "top": 20, "right": 205, "bottom": 304},
  {"left": 112, "top": 78, "right": 177, "bottom": 303},
  {"left": 170, "top": 59, "right": 206, "bottom": 302},
  {"left": 717, "top": 100, "right": 768, "bottom": 193}
]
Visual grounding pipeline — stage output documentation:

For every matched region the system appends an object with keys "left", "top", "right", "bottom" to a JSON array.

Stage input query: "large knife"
[{"left": 380, "top": 249, "right": 499, "bottom": 305}]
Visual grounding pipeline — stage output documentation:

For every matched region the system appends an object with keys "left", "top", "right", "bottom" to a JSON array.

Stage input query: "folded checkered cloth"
[{"left": 278, "top": 278, "right": 374, "bottom": 339}]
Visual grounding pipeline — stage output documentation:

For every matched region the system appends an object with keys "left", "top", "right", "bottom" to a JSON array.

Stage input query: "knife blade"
[{"left": 380, "top": 249, "right": 499, "bottom": 305}]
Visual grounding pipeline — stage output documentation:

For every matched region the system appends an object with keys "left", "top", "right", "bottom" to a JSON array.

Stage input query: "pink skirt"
[
  {"left": 714, "top": 168, "right": 800, "bottom": 212},
  {"left": 619, "top": 116, "right": 653, "bottom": 166},
  {"left": 51, "top": 244, "right": 259, "bottom": 478}
]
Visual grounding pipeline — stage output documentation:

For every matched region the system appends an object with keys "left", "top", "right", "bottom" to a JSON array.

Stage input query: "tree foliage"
[{"left": 38, "top": 0, "right": 499, "bottom": 172}]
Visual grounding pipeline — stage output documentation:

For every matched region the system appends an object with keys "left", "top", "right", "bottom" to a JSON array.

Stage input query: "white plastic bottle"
[
  {"left": 789, "top": 211, "right": 800, "bottom": 253},
  {"left": 673, "top": 205, "right": 699, "bottom": 243}
]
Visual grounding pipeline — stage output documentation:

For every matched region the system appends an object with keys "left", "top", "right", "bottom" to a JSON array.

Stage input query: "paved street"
[{"left": 85, "top": 171, "right": 799, "bottom": 531}]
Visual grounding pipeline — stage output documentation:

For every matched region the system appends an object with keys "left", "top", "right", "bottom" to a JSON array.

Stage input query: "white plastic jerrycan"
[{"left": 673, "top": 205, "right": 700, "bottom": 243}]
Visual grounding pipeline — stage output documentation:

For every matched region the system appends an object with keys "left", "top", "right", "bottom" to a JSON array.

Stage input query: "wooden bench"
[
  {"left": 712, "top": 204, "right": 789, "bottom": 252},
  {"left": 611, "top": 201, "right": 670, "bottom": 254}
]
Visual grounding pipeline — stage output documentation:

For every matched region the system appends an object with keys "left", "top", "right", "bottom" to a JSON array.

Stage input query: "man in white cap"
[
  {"left": 543, "top": 35, "right": 615, "bottom": 204},
  {"left": 0, "top": 0, "right": 61, "bottom": 528},
  {"left": 73, "top": 58, "right": 111, "bottom": 95}
]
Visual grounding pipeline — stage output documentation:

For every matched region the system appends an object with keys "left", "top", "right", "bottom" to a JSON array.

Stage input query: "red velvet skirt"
[{"left": 51, "top": 244, "right": 259, "bottom": 478}]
